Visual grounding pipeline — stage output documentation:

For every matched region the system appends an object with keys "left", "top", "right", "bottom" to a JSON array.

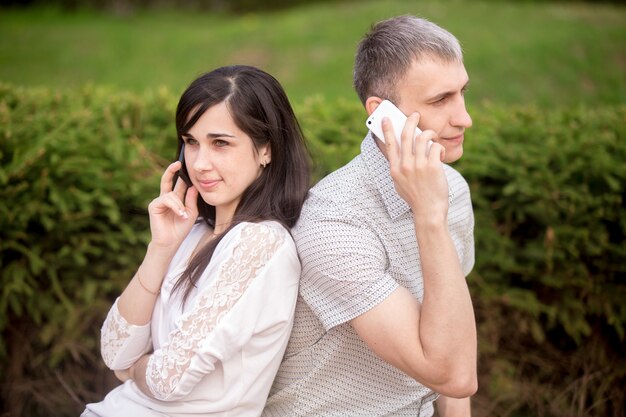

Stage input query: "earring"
[{"left": 261, "top": 161, "right": 268, "bottom": 168}]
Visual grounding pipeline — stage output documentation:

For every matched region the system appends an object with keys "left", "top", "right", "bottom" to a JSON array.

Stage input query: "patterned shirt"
[{"left": 263, "top": 133, "right": 475, "bottom": 417}]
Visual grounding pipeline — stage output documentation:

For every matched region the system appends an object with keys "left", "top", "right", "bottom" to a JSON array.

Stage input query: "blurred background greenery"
[
  {"left": 1, "top": 0, "right": 625, "bottom": 107},
  {"left": 1, "top": 0, "right": 625, "bottom": 416}
]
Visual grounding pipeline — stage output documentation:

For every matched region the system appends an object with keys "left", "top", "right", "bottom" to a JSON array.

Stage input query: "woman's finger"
[
  {"left": 150, "top": 192, "right": 189, "bottom": 219},
  {"left": 184, "top": 186, "right": 199, "bottom": 218},
  {"left": 159, "top": 161, "right": 183, "bottom": 196}
]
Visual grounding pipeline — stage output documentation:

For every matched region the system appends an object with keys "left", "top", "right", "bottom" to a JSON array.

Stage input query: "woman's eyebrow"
[
  {"left": 206, "top": 132, "right": 236, "bottom": 139},
  {"left": 181, "top": 132, "right": 236, "bottom": 140}
]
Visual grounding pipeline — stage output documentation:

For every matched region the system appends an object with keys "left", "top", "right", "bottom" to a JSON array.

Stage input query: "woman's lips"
[{"left": 197, "top": 179, "right": 220, "bottom": 190}]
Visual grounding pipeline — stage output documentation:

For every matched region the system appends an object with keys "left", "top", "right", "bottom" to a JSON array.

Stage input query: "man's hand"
[{"left": 382, "top": 113, "right": 449, "bottom": 225}]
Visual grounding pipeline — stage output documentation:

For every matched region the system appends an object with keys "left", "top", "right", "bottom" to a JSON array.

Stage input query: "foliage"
[
  {"left": 0, "top": 84, "right": 172, "bottom": 415},
  {"left": 0, "top": 1, "right": 625, "bottom": 107},
  {"left": 458, "top": 105, "right": 626, "bottom": 343},
  {"left": 455, "top": 105, "right": 626, "bottom": 416},
  {"left": 0, "top": 85, "right": 624, "bottom": 416},
  {"left": 1, "top": 0, "right": 336, "bottom": 13},
  {"left": 295, "top": 96, "right": 364, "bottom": 181}
]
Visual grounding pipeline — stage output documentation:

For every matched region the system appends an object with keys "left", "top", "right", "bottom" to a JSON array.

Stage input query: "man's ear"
[{"left": 365, "top": 97, "right": 384, "bottom": 116}]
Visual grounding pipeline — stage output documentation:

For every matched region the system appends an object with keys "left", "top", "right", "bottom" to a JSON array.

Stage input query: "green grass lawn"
[{"left": 0, "top": 0, "right": 625, "bottom": 109}]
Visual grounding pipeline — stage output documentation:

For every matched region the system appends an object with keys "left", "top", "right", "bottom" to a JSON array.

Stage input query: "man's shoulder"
[
  {"left": 443, "top": 164, "right": 470, "bottom": 193},
  {"left": 293, "top": 155, "right": 375, "bottom": 239},
  {"left": 308, "top": 155, "right": 368, "bottom": 205}
]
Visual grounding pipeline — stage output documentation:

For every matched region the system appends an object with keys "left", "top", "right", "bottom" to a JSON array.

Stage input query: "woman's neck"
[{"left": 213, "top": 211, "right": 233, "bottom": 235}]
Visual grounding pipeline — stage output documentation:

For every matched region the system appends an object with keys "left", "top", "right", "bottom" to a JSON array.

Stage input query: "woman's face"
[{"left": 182, "top": 101, "right": 270, "bottom": 224}]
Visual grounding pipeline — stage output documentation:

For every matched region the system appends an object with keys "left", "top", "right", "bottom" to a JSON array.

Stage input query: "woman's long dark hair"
[{"left": 172, "top": 65, "right": 310, "bottom": 303}]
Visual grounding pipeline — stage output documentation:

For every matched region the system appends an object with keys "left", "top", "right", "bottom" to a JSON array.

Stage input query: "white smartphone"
[{"left": 365, "top": 100, "right": 432, "bottom": 153}]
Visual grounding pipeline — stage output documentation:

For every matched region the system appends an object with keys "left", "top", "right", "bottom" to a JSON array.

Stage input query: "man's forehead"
[{"left": 400, "top": 58, "right": 468, "bottom": 94}]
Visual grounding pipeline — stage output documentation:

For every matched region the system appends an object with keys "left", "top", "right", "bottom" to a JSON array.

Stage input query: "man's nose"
[{"left": 452, "top": 98, "right": 472, "bottom": 129}]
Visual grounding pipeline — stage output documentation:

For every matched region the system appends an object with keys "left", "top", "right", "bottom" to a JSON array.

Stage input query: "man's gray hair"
[{"left": 353, "top": 15, "right": 463, "bottom": 105}]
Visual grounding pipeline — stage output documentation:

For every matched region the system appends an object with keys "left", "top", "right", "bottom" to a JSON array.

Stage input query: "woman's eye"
[
  {"left": 214, "top": 139, "right": 229, "bottom": 147},
  {"left": 184, "top": 137, "right": 198, "bottom": 146}
]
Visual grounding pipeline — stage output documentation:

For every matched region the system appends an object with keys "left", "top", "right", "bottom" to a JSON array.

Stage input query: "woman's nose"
[{"left": 192, "top": 146, "right": 213, "bottom": 172}]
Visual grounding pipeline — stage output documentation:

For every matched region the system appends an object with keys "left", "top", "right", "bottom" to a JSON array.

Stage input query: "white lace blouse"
[{"left": 84, "top": 221, "right": 300, "bottom": 417}]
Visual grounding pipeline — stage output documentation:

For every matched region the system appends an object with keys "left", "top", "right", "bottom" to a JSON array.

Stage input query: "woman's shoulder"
[
  {"left": 220, "top": 220, "right": 294, "bottom": 253},
  {"left": 230, "top": 220, "right": 290, "bottom": 236},
  {"left": 214, "top": 221, "right": 299, "bottom": 282}
]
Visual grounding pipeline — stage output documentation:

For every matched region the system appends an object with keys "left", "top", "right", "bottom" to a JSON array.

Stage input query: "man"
[{"left": 264, "top": 15, "right": 477, "bottom": 416}]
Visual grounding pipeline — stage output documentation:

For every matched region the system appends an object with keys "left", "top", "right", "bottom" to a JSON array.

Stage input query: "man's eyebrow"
[{"left": 428, "top": 80, "right": 470, "bottom": 102}]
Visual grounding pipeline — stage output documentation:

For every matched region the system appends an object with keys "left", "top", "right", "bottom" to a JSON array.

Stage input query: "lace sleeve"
[
  {"left": 145, "top": 223, "right": 287, "bottom": 401},
  {"left": 100, "top": 299, "right": 152, "bottom": 370}
]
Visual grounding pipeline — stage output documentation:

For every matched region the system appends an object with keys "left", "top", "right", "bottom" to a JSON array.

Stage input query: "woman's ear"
[{"left": 260, "top": 145, "right": 271, "bottom": 167}]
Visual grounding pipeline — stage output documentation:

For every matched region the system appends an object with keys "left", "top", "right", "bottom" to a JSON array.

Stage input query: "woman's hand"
[
  {"left": 147, "top": 161, "right": 199, "bottom": 250},
  {"left": 114, "top": 368, "right": 131, "bottom": 383},
  {"left": 382, "top": 113, "right": 450, "bottom": 226}
]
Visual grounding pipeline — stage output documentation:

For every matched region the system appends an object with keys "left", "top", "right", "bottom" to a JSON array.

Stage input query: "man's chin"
[{"left": 443, "top": 147, "right": 463, "bottom": 164}]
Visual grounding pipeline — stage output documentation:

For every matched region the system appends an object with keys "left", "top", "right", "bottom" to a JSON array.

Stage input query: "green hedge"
[
  {"left": 0, "top": 84, "right": 170, "bottom": 414},
  {"left": 1, "top": 84, "right": 624, "bottom": 416},
  {"left": 3, "top": 0, "right": 341, "bottom": 13},
  {"left": 455, "top": 105, "right": 626, "bottom": 416}
]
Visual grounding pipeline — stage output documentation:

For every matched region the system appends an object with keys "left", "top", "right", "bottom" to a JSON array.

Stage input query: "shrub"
[
  {"left": 1, "top": 84, "right": 624, "bottom": 416},
  {"left": 455, "top": 104, "right": 626, "bottom": 416},
  {"left": 295, "top": 95, "right": 364, "bottom": 181},
  {"left": 0, "top": 84, "right": 174, "bottom": 415}
]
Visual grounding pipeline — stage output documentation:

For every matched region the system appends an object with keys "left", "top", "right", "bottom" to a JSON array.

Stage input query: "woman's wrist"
[
  {"left": 146, "top": 240, "right": 180, "bottom": 258},
  {"left": 136, "top": 242, "right": 179, "bottom": 286}
]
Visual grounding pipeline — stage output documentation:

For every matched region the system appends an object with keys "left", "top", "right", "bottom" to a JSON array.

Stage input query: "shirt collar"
[{"left": 361, "top": 132, "right": 411, "bottom": 220}]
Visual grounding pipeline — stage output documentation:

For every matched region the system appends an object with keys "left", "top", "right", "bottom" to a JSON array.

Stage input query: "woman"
[{"left": 82, "top": 65, "right": 310, "bottom": 416}]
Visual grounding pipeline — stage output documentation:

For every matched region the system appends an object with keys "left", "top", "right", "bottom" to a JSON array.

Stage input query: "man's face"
[{"left": 395, "top": 57, "right": 472, "bottom": 163}]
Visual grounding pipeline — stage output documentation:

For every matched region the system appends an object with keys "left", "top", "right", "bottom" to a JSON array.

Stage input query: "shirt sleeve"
[
  {"left": 144, "top": 222, "right": 293, "bottom": 401},
  {"left": 445, "top": 165, "right": 475, "bottom": 277},
  {"left": 99, "top": 223, "right": 208, "bottom": 371},
  {"left": 100, "top": 299, "right": 153, "bottom": 370},
  {"left": 461, "top": 203, "right": 475, "bottom": 277},
  {"left": 294, "top": 203, "right": 399, "bottom": 331}
]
